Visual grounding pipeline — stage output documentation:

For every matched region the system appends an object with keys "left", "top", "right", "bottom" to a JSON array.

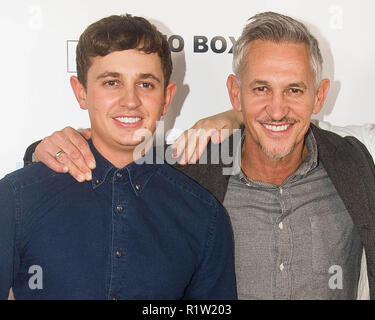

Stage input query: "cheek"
[
  {"left": 143, "top": 95, "right": 165, "bottom": 116},
  {"left": 241, "top": 96, "right": 267, "bottom": 119},
  {"left": 293, "top": 101, "right": 315, "bottom": 120},
  {"left": 88, "top": 87, "right": 119, "bottom": 106}
]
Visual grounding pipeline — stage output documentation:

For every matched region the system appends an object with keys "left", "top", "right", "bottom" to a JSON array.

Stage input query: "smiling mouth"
[
  {"left": 115, "top": 116, "right": 142, "bottom": 124},
  {"left": 262, "top": 123, "right": 292, "bottom": 132}
]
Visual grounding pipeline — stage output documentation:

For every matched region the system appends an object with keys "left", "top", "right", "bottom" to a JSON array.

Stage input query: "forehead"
[
  {"left": 243, "top": 40, "right": 314, "bottom": 82},
  {"left": 87, "top": 49, "right": 164, "bottom": 78}
]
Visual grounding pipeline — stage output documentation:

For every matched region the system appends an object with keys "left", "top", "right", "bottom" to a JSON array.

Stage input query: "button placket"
[
  {"left": 115, "top": 250, "right": 122, "bottom": 258},
  {"left": 116, "top": 172, "right": 123, "bottom": 179},
  {"left": 116, "top": 205, "right": 124, "bottom": 212},
  {"left": 109, "top": 170, "right": 130, "bottom": 301}
]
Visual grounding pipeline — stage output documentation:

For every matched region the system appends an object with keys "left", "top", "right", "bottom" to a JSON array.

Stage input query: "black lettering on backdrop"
[
  {"left": 67, "top": 35, "right": 236, "bottom": 70},
  {"left": 194, "top": 36, "right": 209, "bottom": 53},
  {"left": 168, "top": 35, "right": 184, "bottom": 52},
  {"left": 228, "top": 36, "right": 236, "bottom": 53},
  {"left": 210, "top": 36, "right": 227, "bottom": 53}
]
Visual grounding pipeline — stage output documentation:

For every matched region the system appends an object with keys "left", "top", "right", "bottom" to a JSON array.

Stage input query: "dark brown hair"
[{"left": 76, "top": 14, "right": 172, "bottom": 88}]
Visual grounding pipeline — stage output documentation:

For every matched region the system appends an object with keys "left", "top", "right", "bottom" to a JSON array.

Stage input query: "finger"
[
  {"left": 211, "top": 130, "right": 221, "bottom": 144},
  {"left": 35, "top": 140, "right": 69, "bottom": 173},
  {"left": 181, "top": 128, "right": 218, "bottom": 164},
  {"left": 171, "top": 118, "right": 208, "bottom": 158},
  {"left": 189, "top": 128, "right": 217, "bottom": 163},
  {"left": 56, "top": 152, "right": 91, "bottom": 182},
  {"left": 179, "top": 129, "right": 198, "bottom": 165},
  {"left": 191, "top": 129, "right": 214, "bottom": 163},
  {"left": 214, "top": 127, "right": 232, "bottom": 144},
  {"left": 171, "top": 131, "right": 187, "bottom": 158},
  {"left": 57, "top": 127, "right": 95, "bottom": 172},
  {"left": 171, "top": 130, "right": 191, "bottom": 160},
  {"left": 36, "top": 129, "right": 93, "bottom": 177},
  {"left": 183, "top": 128, "right": 213, "bottom": 164},
  {"left": 39, "top": 152, "right": 69, "bottom": 173}
]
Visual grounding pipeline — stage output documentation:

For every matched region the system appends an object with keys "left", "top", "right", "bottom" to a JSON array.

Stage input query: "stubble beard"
[{"left": 258, "top": 140, "right": 296, "bottom": 160}]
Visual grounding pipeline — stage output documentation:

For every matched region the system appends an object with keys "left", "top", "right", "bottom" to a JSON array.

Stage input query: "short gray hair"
[{"left": 232, "top": 12, "right": 323, "bottom": 86}]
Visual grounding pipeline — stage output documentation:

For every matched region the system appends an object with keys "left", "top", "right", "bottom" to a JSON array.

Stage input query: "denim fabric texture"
[{"left": 0, "top": 140, "right": 236, "bottom": 300}]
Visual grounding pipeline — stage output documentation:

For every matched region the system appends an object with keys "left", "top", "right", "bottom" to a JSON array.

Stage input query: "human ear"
[
  {"left": 70, "top": 76, "right": 88, "bottom": 110},
  {"left": 161, "top": 82, "right": 177, "bottom": 116},
  {"left": 226, "top": 74, "right": 242, "bottom": 112},
  {"left": 313, "top": 78, "right": 330, "bottom": 114}
]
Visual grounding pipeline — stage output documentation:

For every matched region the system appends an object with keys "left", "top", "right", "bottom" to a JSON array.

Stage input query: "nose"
[
  {"left": 119, "top": 86, "right": 141, "bottom": 109},
  {"left": 265, "top": 91, "right": 289, "bottom": 121}
]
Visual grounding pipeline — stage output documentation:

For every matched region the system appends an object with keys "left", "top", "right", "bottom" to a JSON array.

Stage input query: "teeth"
[
  {"left": 116, "top": 117, "right": 141, "bottom": 124},
  {"left": 263, "top": 124, "right": 290, "bottom": 132}
]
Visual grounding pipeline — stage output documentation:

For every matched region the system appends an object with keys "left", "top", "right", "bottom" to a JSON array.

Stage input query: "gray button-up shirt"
[{"left": 223, "top": 130, "right": 362, "bottom": 299}]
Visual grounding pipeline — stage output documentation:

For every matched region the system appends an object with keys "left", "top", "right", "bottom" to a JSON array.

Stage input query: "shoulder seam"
[
  {"left": 5, "top": 165, "right": 61, "bottom": 190},
  {"left": 155, "top": 166, "right": 218, "bottom": 208}
]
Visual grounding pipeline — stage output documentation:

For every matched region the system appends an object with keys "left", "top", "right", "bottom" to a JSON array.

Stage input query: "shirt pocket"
[{"left": 309, "top": 210, "right": 359, "bottom": 275}]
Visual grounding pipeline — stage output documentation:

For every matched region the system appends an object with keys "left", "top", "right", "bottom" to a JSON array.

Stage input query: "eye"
[
  {"left": 287, "top": 88, "right": 304, "bottom": 96},
  {"left": 138, "top": 82, "right": 154, "bottom": 89},
  {"left": 253, "top": 86, "right": 269, "bottom": 95},
  {"left": 104, "top": 80, "right": 119, "bottom": 87}
]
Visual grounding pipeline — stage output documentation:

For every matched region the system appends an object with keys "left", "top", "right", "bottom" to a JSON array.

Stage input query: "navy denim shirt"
[{"left": 0, "top": 141, "right": 236, "bottom": 300}]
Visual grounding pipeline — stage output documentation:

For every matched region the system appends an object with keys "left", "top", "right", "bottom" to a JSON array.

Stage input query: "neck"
[
  {"left": 91, "top": 135, "right": 153, "bottom": 169},
  {"left": 241, "top": 137, "right": 307, "bottom": 186}
]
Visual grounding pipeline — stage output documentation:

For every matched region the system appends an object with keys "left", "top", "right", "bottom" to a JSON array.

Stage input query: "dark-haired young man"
[{"left": 0, "top": 14, "right": 236, "bottom": 300}]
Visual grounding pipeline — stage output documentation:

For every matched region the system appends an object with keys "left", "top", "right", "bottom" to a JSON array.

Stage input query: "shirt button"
[
  {"left": 135, "top": 184, "right": 141, "bottom": 191},
  {"left": 278, "top": 222, "right": 284, "bottom": 230},
  {"left": 280, "top": 263, "right": 285, "bottom": 271},
  {"left": 116, "top": 205, "right": 124, "bottom": 212},
  {"left": 115, "top": 251, "right": 122, "bottom": 258},
  {"left": 279, "top": 187, "right": 283, "bottom": 195},
  {"left": 116, "top": 172, "right": 123, "bottom": 179},
  {"left": 95, "top": 179, "right": 100, "bottom": 185}
]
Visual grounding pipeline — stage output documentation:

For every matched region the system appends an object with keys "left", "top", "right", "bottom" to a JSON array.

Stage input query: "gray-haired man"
[{"left": 26, "top": 12, "right": 375, "bottom": 300}]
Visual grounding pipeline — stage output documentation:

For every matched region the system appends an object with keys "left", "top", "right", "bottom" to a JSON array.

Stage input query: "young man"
[
  {"left": 25, "top": 12, "right": 375, "bottom": 299},
  {"left": 0, "top": 14, "right": 236, "bottom": 300}
]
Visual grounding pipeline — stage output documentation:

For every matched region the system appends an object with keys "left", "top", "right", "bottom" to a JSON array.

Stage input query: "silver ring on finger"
[{"left": 55, "top": 150, "right": 64, "bottom": 159}]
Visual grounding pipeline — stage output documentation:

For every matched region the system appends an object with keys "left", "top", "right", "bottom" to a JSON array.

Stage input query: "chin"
[{"left": 259, "top": 143, "right": 295, "bottom": 160}]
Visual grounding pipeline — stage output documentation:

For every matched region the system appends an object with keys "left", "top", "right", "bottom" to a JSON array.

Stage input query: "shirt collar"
[
  {"left": 89, "top": 140, "right": 160, "bottom": 194},
  {"left": 294, "top": 128, "right": 319, "bottom": 177}
]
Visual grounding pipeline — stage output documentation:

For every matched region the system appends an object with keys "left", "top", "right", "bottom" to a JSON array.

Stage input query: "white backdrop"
[{"left": 1, "top": 0, "right": 375, "bottom": 179}]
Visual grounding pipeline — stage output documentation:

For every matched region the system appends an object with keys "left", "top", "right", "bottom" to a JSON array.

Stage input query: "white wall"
[{"left": 1, "top": 0, "right": 374, "bottom": 179}]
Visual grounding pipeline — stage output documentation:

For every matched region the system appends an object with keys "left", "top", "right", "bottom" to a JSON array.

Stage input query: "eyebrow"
[
  {"left": 288, "top": 82, "right": 307, "bottom": 89},
  {"left": 139, "top": 73, "right": 161, "bottom": 84},
  {"left": 95, "top": 72, "right": 162, "bottom": 84},
  {"left": 250, "top": 80, "right": 270, "bottom": 87},
  {"left": 250, "top": 79, "right": 307, "bottom": 89},
  {"left": 96, "top": 72, "right": 121, "bottom": 81}
]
